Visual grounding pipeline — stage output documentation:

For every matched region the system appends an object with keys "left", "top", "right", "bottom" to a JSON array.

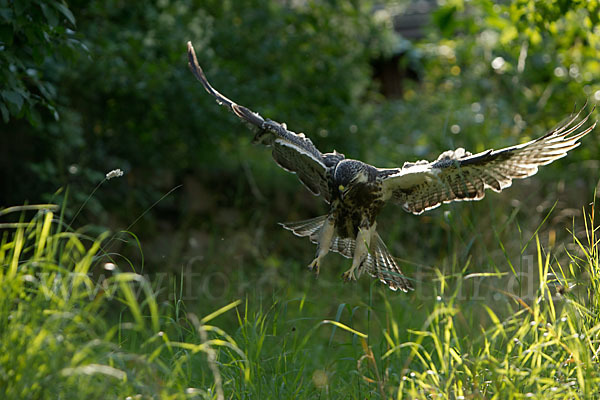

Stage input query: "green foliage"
[
  {"left": 198, "top": 203, "right": 600, "bottom": 398},
  {"left": 375, "top": 0, "right": 600, "bottom": 165},
  {"left": 390, "top": 225, "right": 600, "bottom": 398},
  {"left": 2, "top": 0, "right": 599, "bottom": 233},
  {"left": 1, "top": 0, "right": 394, "bottom": 213},
  {"left": 2, "top": 201, "right": 600, "bottom": 398},
  {"left": 2, "top": 1, "right": 600, "bottom": 396},
  {"left": 0, "top": 206, "right": 248, "bottom": 399},
  {"left": 0, "top": 0, "right": 80, "bottom": 124}
]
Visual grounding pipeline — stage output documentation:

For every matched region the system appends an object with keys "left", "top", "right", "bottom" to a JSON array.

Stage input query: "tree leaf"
[
  {"left": 51, "top": 0, "right": 76, "bottom": 26},
  {"left": 1, "top": 90, "right": 23, "bottom": 112},
  {"left": 0, "top": 102, "right": 9, "bottom": 122},
  {"left": 0, "top": 7, "right": 14, "bottom": 23},
  {"left": 41, "top": 3, "right": 59, "bottom": 28},
  {"left": 432, "top": 5, "right": 458, "bottom": 37}
]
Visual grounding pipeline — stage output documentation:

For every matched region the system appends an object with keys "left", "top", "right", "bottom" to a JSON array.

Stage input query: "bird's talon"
[
  {"left": 342, "top": 269, "right": 356, "bottom": 282},
  {"left": 307, "top": 259, "right": 320, "bottom": 275}
]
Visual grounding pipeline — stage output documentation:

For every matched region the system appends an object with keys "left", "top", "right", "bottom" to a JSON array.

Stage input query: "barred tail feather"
[
  {"left": 279, "top": 215, "right": 328, "bottom": 241},
  {"left": 281, "top": 218, "right": 413, "bottom": 292},
  {"left": 368, "top": 234, "right": 413, "bottom": 292},
  {"left": 330, "top": 236, "right": 355, "bottom": 259},
  {"left": 280, "top": 216, "right": 356, "bottom": 259}
]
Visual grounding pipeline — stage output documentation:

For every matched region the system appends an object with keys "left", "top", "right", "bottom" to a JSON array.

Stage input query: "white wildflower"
[
  {"left": 106, "top": 169, "right": 124, "bottom": 180},
  {"left": 103, "top": 262, "right": 116, "bottom": 271}
]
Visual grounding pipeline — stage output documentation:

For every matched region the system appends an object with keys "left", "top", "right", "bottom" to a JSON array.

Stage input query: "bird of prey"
[{"left": 187, "top": 41, "right": 596, "bottom": 292}]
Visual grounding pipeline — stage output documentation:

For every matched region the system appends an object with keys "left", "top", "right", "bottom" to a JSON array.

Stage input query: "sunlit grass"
[
  {"left": 0, "top": 206, "right": 247, "bottom": 399},
  {"left": 224, "top": 200, "right": 600, "bottom": 398},
  {"left": 2, "top": 197, "right": 600, "bottom": 399}
]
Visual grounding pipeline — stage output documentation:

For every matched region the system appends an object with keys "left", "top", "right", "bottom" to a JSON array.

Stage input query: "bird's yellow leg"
[
  {"left": 343, "top": 221, "right": 376, "bottom": 282},
  {"left": 307, "top": 215, "right": 335, "bottom": 275}
]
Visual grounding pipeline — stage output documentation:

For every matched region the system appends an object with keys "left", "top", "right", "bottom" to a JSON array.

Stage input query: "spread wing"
[
  {"left": 187, "top": 41, "right": 343, "bottom": 202},
  {"left": 380, "top": 105, "right": 596, "bottom": 215}
]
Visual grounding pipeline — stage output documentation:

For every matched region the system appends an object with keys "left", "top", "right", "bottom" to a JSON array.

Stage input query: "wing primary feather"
[
  {"left": 551, "top": 100, "right": 588, "bottom": 136},
  {"left": 187, "top": 41, "right": 265, "bottom": 128},
  {"left": 188, "top": 41, "right": 340, "bottom": 202},
  {"left": 383, "top": 103, "right": 596, "bottom": 215},
  {"left": 555, "top": 106, "right": 594, "bottom": 138},
  {"left": 279, "top": 215, "right": 328, "bottom": 240}
]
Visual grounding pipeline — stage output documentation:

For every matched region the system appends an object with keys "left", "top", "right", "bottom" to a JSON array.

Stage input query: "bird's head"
[{"left": 334, "top": 160, "right": 368, "bottom": 199}]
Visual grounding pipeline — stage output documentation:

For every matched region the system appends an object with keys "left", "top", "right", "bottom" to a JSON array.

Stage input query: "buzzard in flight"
[{"left": 187, "top": 42, "right": 596, "bottom": 292}]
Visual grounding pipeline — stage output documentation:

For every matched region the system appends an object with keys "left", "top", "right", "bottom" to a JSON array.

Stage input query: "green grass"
[
  {"left": 1, "top": 198, "right": 600, "bottom": 399},
  {"left": 0, "top": 205, "right": 248, "bottom": 399}
]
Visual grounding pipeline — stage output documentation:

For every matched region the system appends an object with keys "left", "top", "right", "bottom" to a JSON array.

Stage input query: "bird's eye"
[{"left": 338, "top": 184, "right": 345, "bottom": 192}]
